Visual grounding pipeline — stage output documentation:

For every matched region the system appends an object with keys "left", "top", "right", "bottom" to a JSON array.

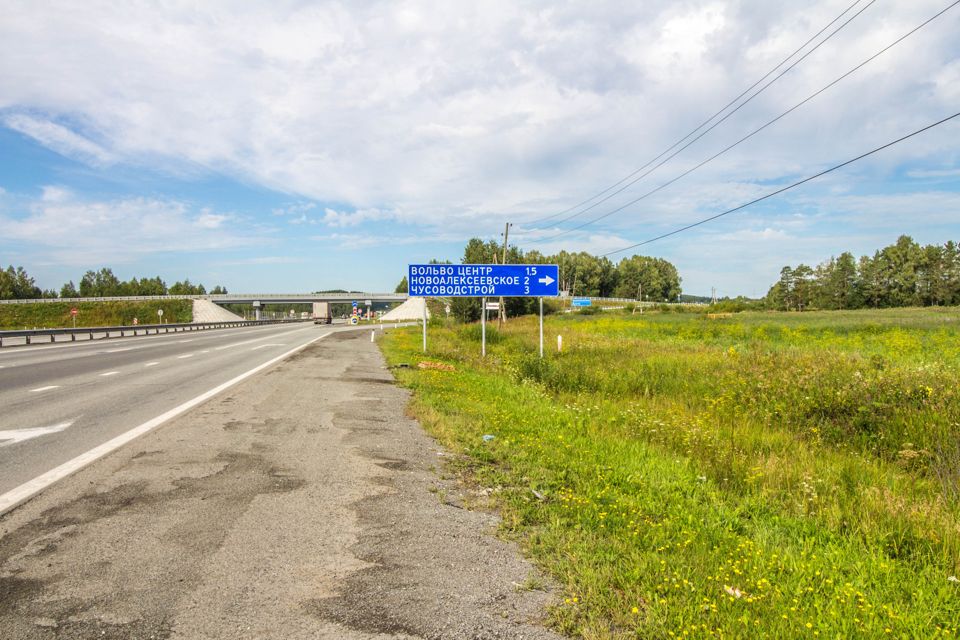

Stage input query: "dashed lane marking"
[
  {"left": 177, "top": 354, "right": 194, "bottom": 359},
  {"left": 251, "top": 343, "right": 286, "bottom": 350},
  {"left": 144, "top": 362, "right": 159, "bottom": 367},
  {"left": 29, "top": 385, "right": 61, "bottom": 393},
  {"left": 100, "top": 371, "right": 120, "bottom": 377}
]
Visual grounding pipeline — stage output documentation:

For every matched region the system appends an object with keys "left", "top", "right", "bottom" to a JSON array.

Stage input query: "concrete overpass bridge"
[
  {"left": 0, "top": 293, "right": 408, "bottom": 305},
  {"left": 0, "top": 293, "right": 409, "bottom": 322}
]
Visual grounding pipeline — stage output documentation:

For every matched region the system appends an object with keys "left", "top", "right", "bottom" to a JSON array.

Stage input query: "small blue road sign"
[
  {"left": 408, "top": 264, "right": 559, "bottom": 297},
  {"left": 571, "top": 298, "right": 592, "bottom": 307}
]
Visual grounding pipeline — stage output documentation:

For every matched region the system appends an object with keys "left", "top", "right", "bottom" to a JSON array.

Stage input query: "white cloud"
[
  {"left": 0, "top": 190, "right": 264, "bottom": 264},
  {"left": 311, "top": 231, "right": 462, "bottom": 250},
  {"left": 906, "top": 168, "right": 960, "bottom": 179},
  {"left": 221, "top": 256, "right": 306, "bottom": 266},
  {"left": 3, "top": 114, "right": 114, "bottom": 165},
  {"left": 195, "top": 211, "right": 228, "bottom": 229},
  {"left": 1, "top": 0, "right": 955, "bottom": 232},
  {"left": 321, "top": 207, "right": 400, "bottom": 228}
]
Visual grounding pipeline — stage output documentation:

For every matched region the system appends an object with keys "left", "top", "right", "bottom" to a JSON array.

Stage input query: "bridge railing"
[{"left": 0, "top": 318, "right": 311, "bottom": 348}]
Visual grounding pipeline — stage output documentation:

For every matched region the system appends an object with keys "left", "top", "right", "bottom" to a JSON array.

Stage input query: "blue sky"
[{"left": 1, "top": 0, "right": 958, "bottom": 297}]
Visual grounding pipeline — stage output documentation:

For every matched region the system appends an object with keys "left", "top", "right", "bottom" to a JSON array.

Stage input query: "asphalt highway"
[{"left": 0, "top": 321, "right": 377, "bottom": 501}]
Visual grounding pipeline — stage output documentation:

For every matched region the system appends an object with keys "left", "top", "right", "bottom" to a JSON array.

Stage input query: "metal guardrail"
[{"left": 0, "top": 318, "right": 311, "bottom": 347}]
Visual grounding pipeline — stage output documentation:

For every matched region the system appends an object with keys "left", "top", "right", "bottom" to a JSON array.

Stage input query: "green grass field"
[
  {"left": 380, "top": 307, "right": 960, "bottom": 638},
  {"left": 0, "top": 300, "right": 193, "bottom": 330}
]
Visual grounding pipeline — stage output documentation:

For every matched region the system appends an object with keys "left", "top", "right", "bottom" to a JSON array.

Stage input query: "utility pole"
[
  {"left": 635, "top": 282, "right": 642, "bottom": 314},
  {"left": 498, "top": 222, "right": 511, "bottom": 328},
  {"left": 711, "top": 286, "right": 717, "bottom": 305}
]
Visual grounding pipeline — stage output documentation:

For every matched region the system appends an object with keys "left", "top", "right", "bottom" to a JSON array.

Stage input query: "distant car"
[{"left": 313, "top": 317, "right": 332, "bottom": 325}]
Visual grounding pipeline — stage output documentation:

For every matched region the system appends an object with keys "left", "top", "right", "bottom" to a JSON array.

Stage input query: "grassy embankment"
[
  {"left": 0, "top": 300, "right": 193, "bottom": 330},
  {"left": 380, "top": 307, "right": 960, "bottom": 638}
]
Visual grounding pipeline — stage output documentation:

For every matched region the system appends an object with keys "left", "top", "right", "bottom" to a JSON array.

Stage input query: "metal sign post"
[
  {"left": 481, "top": 297, "right": 486, "bottom": 357},
  {"left": 539, "top": 297, "right": 544, "bottom": 358},
  {"left": 422, "top": 297, "right": 427, "bottom": 353}
]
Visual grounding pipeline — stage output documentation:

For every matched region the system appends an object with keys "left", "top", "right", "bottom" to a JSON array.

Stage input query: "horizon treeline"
[
  {"left": 0, "top": 266, "right": 227, "bottom": 300},
  {"left": 766, "top": 235, "right": 960, "bottom": 311}
]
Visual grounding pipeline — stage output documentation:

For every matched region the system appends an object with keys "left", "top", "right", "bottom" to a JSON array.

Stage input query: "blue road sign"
[
  {"left": 571, "top": 298, "right": 592, "bottom": 307},
  {"left": 408, "top": 264, "right": 559, "bottom": 297}
]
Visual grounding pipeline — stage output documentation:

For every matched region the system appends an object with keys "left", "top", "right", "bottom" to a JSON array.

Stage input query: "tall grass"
[{"left": 381, "top": 307, "right": 960, "bottom": 638}]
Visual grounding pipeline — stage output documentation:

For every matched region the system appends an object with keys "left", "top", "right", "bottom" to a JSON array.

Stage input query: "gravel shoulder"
[{"left": 0, "top": 330, "right": 561, "bottom": 639}]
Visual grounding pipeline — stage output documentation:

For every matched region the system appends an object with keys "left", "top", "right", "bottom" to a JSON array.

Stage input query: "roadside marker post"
[
  {"left": 558, "top": 335, "right": 563, "bottom": 352},
  {"left": 408, "top": 264, "right": 559, "bottom": 358}
]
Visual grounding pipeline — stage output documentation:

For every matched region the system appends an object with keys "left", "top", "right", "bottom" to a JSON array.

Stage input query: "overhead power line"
[
  {"left": 523, "top": 0, "right": 873, "bottom": 228},
  {"left": 536, "top": 0, "right": 960, "bottom": 244},
  {"left": 600, "top": 111, "right": 960, "bottom": 258}
]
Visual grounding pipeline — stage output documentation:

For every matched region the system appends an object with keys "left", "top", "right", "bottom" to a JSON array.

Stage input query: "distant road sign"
[
  {"left": 408, "top": 264, "right": 559, "bottom": 297},
  {"left": 571, "top": 298, "right": 592, "bottom": 307},
  {"left": 70, "top": 308, "right": 78, "bottom": 316},
  {"left": 484, "top": 302, "right": 500, "bottom": 310}
]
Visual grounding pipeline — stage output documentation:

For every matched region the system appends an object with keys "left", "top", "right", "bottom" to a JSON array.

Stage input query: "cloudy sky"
[{"left": 1, "top": 0, "right": 958, "bottom": 297}]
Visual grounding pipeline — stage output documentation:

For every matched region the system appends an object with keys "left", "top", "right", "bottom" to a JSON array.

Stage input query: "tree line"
[
  {"left": 0, "top": 266, "right": 227, "bottom": 300},
  {"left": 397, "top": 237, "right": 682, "bottom": 321},
  {"left": 765, "top": 235, "right": 960, "bottom": 311}
]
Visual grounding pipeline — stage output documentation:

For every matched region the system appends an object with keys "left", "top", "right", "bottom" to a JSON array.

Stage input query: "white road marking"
[
  {"left": 0, "top": 421, "right": 74, "bottom": 448},
  {"left": 200, "top": 350, "right": 210, "bottom": 354},
  {"left": 100, "top": 371, "right": 120, "bottom": 377},
  {"left": 177, "top": 354, "right": 194, "bottom": 359},
  {"left": 0, "top": 333, "right": 330, "bottom": 515},
  {"left": 145, "top": 362, "right": 159, "bottom": 367},
  {"left": 105, "top": 347, "right": 134, "bottom": 353},
  {"left": 179, "top": 340, "right": 194, "bottom": 344},
  {"left": 0, "top": 324, "right": 302, "bottom": 354},
  {"left": 251, "top": 343, "right": 285, "bottom": 350},
  {"left": 29, "top": 385, "right": 61, "bottom": 393}
]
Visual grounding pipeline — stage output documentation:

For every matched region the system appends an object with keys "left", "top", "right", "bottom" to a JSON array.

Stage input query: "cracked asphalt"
[{"left": 0, "top": 330, "right": 562, "bottom": 639}]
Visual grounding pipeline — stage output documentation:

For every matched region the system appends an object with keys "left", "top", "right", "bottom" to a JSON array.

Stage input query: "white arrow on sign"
[
  {"left": 538, "top": 275, "right": 555, "bottom": 286},
  {"left": 0, "top": 421, "right": 74, "bottom": 448}
]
